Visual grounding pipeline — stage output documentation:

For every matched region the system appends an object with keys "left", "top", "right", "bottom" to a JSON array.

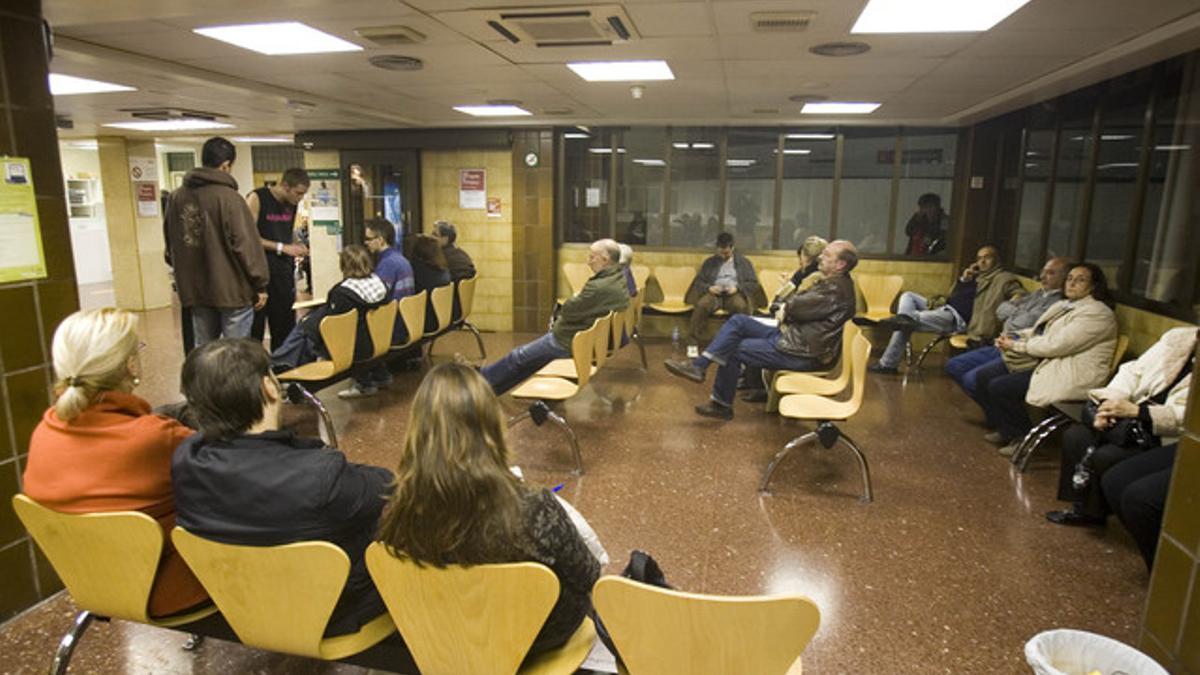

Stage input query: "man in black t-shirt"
[{"left": 246, "top": 168, "right": 309, "bottom": 351}]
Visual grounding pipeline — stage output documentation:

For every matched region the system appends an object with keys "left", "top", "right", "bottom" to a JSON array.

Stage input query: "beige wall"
[
  {"left": 302, "top": 151, "right": 342, "bottom": 298},
  {"left": 96, "top": 137, "right": 172, "bottom": 310},
  {"left": 420, "top": 150, "right": 513, "bottom": 332}
]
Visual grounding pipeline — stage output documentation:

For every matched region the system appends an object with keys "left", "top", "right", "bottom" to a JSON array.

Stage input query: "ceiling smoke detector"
[
  {"left": 630, "top": 85, "right": 644, "bottom": 99},
  {"left": 368, "top": 55, "right": 424, "bottom": 71},
  {"left": 750, "top": 11, "right": 816, "bottom": 32},
  {"left": 809, "top": 41, "right": 870, "bottom": 57}
]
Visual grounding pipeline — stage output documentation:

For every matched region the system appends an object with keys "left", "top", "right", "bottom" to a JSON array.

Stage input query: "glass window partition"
[
  {"left": 615, "top": 128, "right": 667, "bottom": 246},
  {"left": 779, "top": 130, "right": 835, "bottom": 251},
  {"left": 893, "top": 130, "right": 957, "bottom": 256},
  {"left": 562, "top": 130, "right": 613, "bottom": 243},
  {"left": 1046, "top": 91, "right": 1097, "bottom": 258},
  {"left": 837, "top": 128, "right": 897, "bottom": 255},
  {"left": 723, "top": 130, "right": 778, "bottom": 250},
  {"left": 668, "top": 128, "right": 722, "bottom": 248}
]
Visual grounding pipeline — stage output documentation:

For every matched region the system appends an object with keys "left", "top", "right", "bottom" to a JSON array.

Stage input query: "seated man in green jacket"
[{"left": 481, "top": 239, "right": 629, "bottom": 394}]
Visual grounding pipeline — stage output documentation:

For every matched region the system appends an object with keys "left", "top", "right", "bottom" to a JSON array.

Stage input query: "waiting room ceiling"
[{"left": 43, "top": 0, "right": 1200, "bottom": 138}]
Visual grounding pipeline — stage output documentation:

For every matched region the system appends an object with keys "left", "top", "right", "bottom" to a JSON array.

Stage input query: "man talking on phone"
[{"left": 857, "top": 245, "right": 1024, "bottom": 374}]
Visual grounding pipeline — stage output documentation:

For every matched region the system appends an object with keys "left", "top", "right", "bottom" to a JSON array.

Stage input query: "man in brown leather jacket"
[{"left": 665, "top": 240, "right": 858, "bottom": 420}]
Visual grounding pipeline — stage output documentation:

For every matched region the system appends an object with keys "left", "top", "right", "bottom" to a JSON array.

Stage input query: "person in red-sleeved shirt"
[{"left": 22, "top": 308, "right": 208, "bottom": 617}]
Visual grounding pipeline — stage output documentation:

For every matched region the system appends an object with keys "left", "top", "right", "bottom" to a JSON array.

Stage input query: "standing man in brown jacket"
[{"left": 165, "top": 137, "right": 269, "bottom": 348}]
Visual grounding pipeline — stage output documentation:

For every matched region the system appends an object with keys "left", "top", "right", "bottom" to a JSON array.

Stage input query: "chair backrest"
[
  {"left": 609, "top": 305, "right": 626, "bottom": 355},
  {"left": 425, "top": 284, "right": 455, "bottom": 337},
  {"left": 457, "top": 275, "right": 478, "bottom": 320},
  {"left": 594, "top": 312, "right": 614, "bottom": 370},
  {"left": 828, "top": 322, "right": 862, "bottom": 389},
  {"left": 622, "top": 293, "right": 640, "bottom": 343},
  {"left": 1111, "top": 334, "right": 1129, "bottom": 373},
  {"left": 319, "top": 310, "right": 359, "bottom": 372},
  {"left": 171, "top": 527, "right": 352, "bottom": 658},
  {"left": 760, "top": 269, "right": 793, "bottom": 300},
  {"left": 845, "top": 333, "right": 872, "bottom": 412},
  {"left": 395, "top": 290, "right": 428, "bottom": 349},
  {"left": 572, "top": 317, "right": 601, "bottom": 388},
  {"left": 630, "top": 264, "right": 651, "bottom": 292},
  {"left": 592, "top": 576, "right": 820, "bottom": 675},
  {"left": 12, "top": 494, "right": 162, "bottom": 623},
  {"left": 562, "top": 262, "right": 592, "bottom": 296},
  {"left": 653, "top": 265, "right": 695, "bottom": 303},
  {"left": 856, "top": 273, "right": 904, "bottom": 316},
  {"left": 365, "top": 544, "right": 560, "bottom": 675},
  {"left": 365, "top": 301, "right": 398, "bottom": 360}
]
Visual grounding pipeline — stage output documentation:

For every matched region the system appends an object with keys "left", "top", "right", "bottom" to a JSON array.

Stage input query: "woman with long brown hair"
[{"left": 377, "top": 362, "right": 600, "bottom": 657}]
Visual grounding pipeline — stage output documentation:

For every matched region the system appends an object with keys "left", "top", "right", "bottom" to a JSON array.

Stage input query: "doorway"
[{"left": 341, "top": 150, "right": 420, "bottom": 247}]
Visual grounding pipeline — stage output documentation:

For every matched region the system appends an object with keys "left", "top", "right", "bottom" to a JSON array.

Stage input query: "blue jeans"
[
  {"left": 970, "top": 358, "right": 1034, "bottom": 439},
  {"left": 192, "top": 305, "right": 255, "bottom": 348},
  {"left": 481, "top": 332, "right": 569, "bottom": 395},
  {"left": 945, "top": 346, "right": 1002, "bottom": 397},
  {"left": 271, "top": 324, "right": 324, "bottom": 371},
  {"left": 694, "top": 314, "right": 822, "bottom": 407},
  {"left": 879, "top": 292, "right": 964, "bottom": 368}
]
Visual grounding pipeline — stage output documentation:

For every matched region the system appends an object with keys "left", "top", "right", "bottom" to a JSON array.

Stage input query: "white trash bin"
[{"left": 1025, "top": 629, "right": 1168, "bottom": 675}]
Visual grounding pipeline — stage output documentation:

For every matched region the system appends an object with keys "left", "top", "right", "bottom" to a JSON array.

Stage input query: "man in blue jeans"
[
  {"left": 481, "top": 239, "right": 629, "bottom": 395},
  {"left": 944, "top": 256, "right": 1067, "bottom": 396},
  {"left": 663, "top": 240, "right": 858, "bottom": 420}
]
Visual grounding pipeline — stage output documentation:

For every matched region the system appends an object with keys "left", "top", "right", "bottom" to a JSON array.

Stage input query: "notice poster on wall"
[
  {"left": 128, "top": 156, "right": 157, "bottom": 182},
  {"left": 135, "top": 181, "right": 159, "bottom": 217},
  {"left": 486, "top": 196, "right": 502, "bottom": 218},
  {"left": 0, "top": 157, "right": 48, "bottom": 282},
  {"left": 459, "top": 169, "right": 486, "bottom": 209},
  {"left": 308, "top": 169, "right": 341, "bottom": 234}
]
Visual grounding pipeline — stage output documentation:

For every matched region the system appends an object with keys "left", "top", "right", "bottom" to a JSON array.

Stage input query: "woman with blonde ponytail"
[{"left": 23, "top": 308, "right": 209, "bottom": 617}]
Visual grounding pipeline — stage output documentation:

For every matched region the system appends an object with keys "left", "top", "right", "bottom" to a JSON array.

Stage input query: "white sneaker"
[{"left": 337, "top": 383, "right": 378, "bottom": 399}]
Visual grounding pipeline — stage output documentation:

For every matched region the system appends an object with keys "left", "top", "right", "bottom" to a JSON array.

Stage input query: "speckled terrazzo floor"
[{"left": 0, "top": 306, "right": 1151, "bottom": 674}]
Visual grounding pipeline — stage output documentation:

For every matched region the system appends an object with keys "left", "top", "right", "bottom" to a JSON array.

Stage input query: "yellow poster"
[{"left": 0, "top": 157, "right": 47, "bottom": 283}]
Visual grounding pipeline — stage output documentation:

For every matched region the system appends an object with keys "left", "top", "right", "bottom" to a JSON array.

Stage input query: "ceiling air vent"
[
  {"left": 119, "top": 107, "right": 222, "bottom": 121},
  {"left": 486, "top": 5, "right": 638, "bottom": 47},
  {"left": 369, "top": 55, "right": 424, "bottom": 71},
  {"left": 355, "top": 25, "right": 426, "bottom": 46},
  {"left": 750, "top": 11, "right": 816, "bottom": 32}
]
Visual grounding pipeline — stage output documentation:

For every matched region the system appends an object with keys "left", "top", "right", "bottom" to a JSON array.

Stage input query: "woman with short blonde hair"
[
  {"left": 24, "top": 308, "right": 208, "bottom": 617},
  {"left": 378, "top": 363, "right": 600, "bottom": 657}
]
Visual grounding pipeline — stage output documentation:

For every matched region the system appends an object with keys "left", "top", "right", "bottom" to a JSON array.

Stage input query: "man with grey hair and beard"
[{"left": 480, "top": 239, "right": 629, "bottom": 395}]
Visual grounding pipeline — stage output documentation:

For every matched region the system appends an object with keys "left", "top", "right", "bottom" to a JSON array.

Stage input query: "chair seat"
[
  {"left": 520, "top": 616, "right": 597, "bottom": 675},
  {"left": 778, "top": 393, "right": 855, "bottom": 421},
  {"left": 859, "top": 310, "right": 891, "bottom": 321},
  {"left": 318, "top": 612, "right": 396, "bottom": 661},
  {"left": 536, "top": 359, "right": 596, "bottom": 379},
  {"left": 649, "top": 301, "right": 692, "bottom": 314},
  {"left": 511, "top": 377, "right": 579, "bottom": 400},
  {"left": 948, "top": 334, "right": 970, "bottom": 349},
  {"left": 775, "top": 372, "right": 846, "bottom": 397},
  {"left": 276, "top": 360, "right": 339, "bottom": 382}
]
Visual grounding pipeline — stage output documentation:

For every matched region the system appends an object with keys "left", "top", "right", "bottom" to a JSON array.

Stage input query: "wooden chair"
[
  {"left": 648, "top": 265, "right": 695, "bottom": 314},
  {"left": 12, "top": 495, "right": 218, "bottom": 675},
  {"left": 535, "top": 302, "right": 624, "bottom": 379},
  {"left": 423, "top": 284, "right": 455, "bottom": 340},
  {"left": 390, "top": 289, "right": 428, "bottom": 353},
  {"left": 592, "top": 576, "right": 820, "bottom": 675},
  {"left": 428, "top": 276, "right": 487, "bottom": 359},
  {"left": 1009, "top": 334, "right": 1131, "bottom": 471},
  {"left": 761, "top": 333, "right": 874, "bottom": 501},
  {"left": 508, "top": 315, "right": 610, "bottom": 474},
  {"left": 364, "top": 300, "right": 398, "bottom": 363},
  {"left": 275, "top": 310, "right": 358, "bottom": 386},
  {"left": 630, "top": 264, "right": 651, "bottom": 293},
  {"left": 766, "top": 324, "right": 862, "bottom": 412},
  {"left": 171, "top": 527, "right": 395, "bottom": 661},
  {"left": 561, "top": 262, "right": 592, "bottom": 299},
  {"left": 759, "top": 268, "right": 794, "bottom": 308},
  {"left": 855, "top": 273, "right": 903, "bottom": 321},
  {"left": 364, "top": 544, "right": 595, "bottom": 675}
]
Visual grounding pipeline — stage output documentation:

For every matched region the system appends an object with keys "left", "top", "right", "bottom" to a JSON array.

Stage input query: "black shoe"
[
  {"left": 1045, "top": 509, "right": 1105, "bottom": 527},
  {"left": 875, "top": 314, "right": 919, "bottom": 332},
  {"left": 868, "top": 363, "right": 899, "bottom": 375},
  {"left": 694, "top": 402, "right": 733, "bottom": 420},
  {"left": 741, "top": 389, "right": 768, "bottom": 403},
  {"left": 851, "top": 316, "right": 879, "bottom": 327},
  {"left": 664, "top": 358, "right": 704, "bottom": 383}
]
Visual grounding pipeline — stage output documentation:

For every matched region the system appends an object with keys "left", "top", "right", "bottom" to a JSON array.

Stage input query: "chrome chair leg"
[
  {"left": 508, "top": 403, "right": 584, "bottom": 475},
  {"left": 52, "top": 611, "right": 95, "bottom": 675},
  {"left": 836, "top": 430, "right": 874, "bottom": 503},
  {"left": 911, "top": 334, "right": 948, "bottom": 371},
  {"left": 759, "top": 431, "right": 817, "bottom": 493},
  {"left": 1010, "top": 416, "right": 1057, "bottom": 467},
  {"left": 286, "top": 384, "right": 338, "bottom": 449},
  {"left": 631, "top": 329, "right": 648, "bottom": 370},
  {"left": 1017, "top": 415, "right": 1070, "bottom": 473},
  {"left": 462, "top": 321, "right": 487, "bottom": 360}
]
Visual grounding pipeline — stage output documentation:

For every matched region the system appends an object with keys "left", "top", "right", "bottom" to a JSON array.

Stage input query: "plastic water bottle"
[{"left": 671, "top": 326, "right": 681, "bottom": 356}]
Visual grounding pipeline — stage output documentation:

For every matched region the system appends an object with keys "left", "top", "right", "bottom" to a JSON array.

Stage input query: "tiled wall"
[
  {"left": 420, "top": 149, "right": 514, "bottom": 332},
  {"left": 1140, "top": 337, "right": 1200, "bottom": 672},
  {"left": 0, "top": 0, "right": 79, "bottom": 622},
  {"left": 510, "top": 130, "right": 554, "bottom": 334}
]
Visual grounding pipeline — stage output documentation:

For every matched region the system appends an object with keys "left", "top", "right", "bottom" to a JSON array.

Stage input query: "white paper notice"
[
  {"left": 580, "top": 638, "right": 618, "bottom": 673},
  {"left": 459, "top": 169, "right": 486, "bottom": 209},
  {"left": 0, "top": 212, "right": 42, "bottom": 270},
  {"left": 128, "top": 156, "right": 157, "bottom": 182},
  {"left": 585, "top": 187, "right": 601, "bottom": 207}
]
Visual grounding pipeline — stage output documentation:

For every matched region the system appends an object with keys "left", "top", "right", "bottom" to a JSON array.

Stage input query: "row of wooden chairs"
[{"left": 14, "top": 493, "right": 821, "bottom": 675}]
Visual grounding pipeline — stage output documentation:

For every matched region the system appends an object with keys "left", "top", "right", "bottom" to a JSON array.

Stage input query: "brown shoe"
[
  {"left": 694, "top": 402, "right": 733, "bottom": 420},
  {"left": 664, "top": 358, "right": 704, "bottom": 383}
]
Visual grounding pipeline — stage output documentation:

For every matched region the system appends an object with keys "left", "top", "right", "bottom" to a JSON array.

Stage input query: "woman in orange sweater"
[{"left": 22, "top": 308, "right": 208, "bottom": 617}]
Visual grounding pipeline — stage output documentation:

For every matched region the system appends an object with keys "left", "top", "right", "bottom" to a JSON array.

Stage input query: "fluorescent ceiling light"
[
  {"left": 567, "top": 60, "right": 674, "bottom": 82},
  {"left": 1100, "top": 134, "right": 1134, "bottom": 141},
  {"left": 231, "top": 136, "right": 293, "bottom": 144},
  {"left": 776, "top": 148, "right": 813, "bottom": 155},
  {"left": 726, "top": 159, "right": 757, "bottom": 167},
  {"left": 104, "top": 120, "right": 234, "bottom": 132},
  {"left": 786, "top": 133, "right": 834, "bottom": 140},
  {"left": 852, "top": 0, "right": 1032, "bottom": 33},
  {"left": 49, "top": 73, "right": 135, "bottom": 96},
  {"left": 691, "top": 142, "right": 714, "bottom": 150},
  {"left": 62, "top": 140, "right": 99, "bottom": 150},
  {"left": 801, "top": 102, "right": 880, "bottom": 114},
  {"left": 632, "top": 158, "right": 665, "bottom": 166},
  {"left": 587, "top": 147, "right": 626, "bottom": 154},
  {"left": 193, "top": 22, "right": 362, "bottom": 55},
  {"left": 1097, "top": 162, "right": 1139, "bottom": 170},
  {"left": 453, "top": 105, "right": 532, "bottom": 117},
  {"left": 563, "top": 133, "right": 590, "bottom": 139},
  {"left": 1154, "top": 145, "right": 1190, "bottom": 152}
]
